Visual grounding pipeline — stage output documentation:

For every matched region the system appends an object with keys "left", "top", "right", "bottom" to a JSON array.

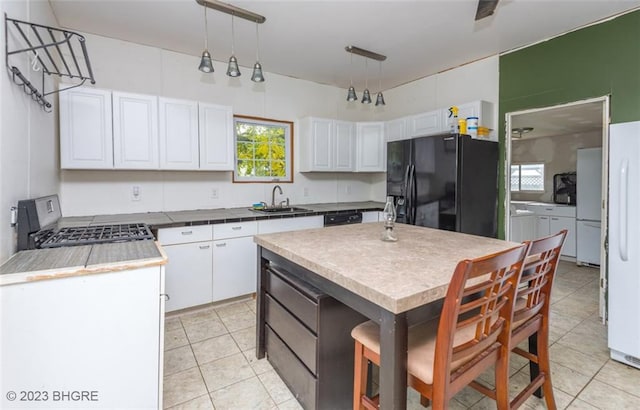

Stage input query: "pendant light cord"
[
  {"left": 255, "top": 22, "right": 260, "bottom": 61},
  {"left": 364, "top": 58, "right": 368, "bottom": 89},
  {"left": 204, "top": 7, "right": 209, "bottom": 49},
  {"left": 231, "top": 14, "right": 236, "bottom": 54},
  {"left": 378, "top": 61, "right": 382, "bottom": 92},
  {"left": 349, "top": 51, "right": 354, "bottom": 87}
]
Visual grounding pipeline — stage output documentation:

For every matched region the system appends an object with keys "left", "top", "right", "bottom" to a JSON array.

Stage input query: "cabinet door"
[
  {"left": 550, "top": 216, "right": 576, "bottom": 257},
  {"left": 306, "top": 118, "right": 333, "bottom": 171},
  {"left": 334, "top": 120, "right": 355, "bottom": 171},
  {"left": 408, "top": 110, "right": 442, "bottom": 137},
  {"left": 113, "top": 92, "right": 159, "bottom": 169},
  {"left": 199, "top": 103, "right": 234, "bottom": 171},
  {"left": 536, "top": 216, "right": 550, "bottom": 238},
  {"left": 60, "top": 87, "right": 113, "bottom": 169},
  {"left": 356, "top": 122, "right": 386, "bottom": 172},
  {"left": 385, "top": 117, "right": 408, "bottom": 142},
  {"left": 163, "top": 242, "right": 213, "bottom": 312},
  {"left": 159, "top": 97, "right": 199, "bottom": 170},
  {"left": 213, "top": 236, "right": 257, "bottom": 301}
]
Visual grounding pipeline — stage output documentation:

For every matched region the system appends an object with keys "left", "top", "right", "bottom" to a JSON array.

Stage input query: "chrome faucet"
[{"left": 271, "top": 185, "right": 283, "bottom": 207}]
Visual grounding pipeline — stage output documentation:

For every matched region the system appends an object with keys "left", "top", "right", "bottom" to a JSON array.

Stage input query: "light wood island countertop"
[{"left": 254, "top": 222, "right": 519, "bottom": 314}]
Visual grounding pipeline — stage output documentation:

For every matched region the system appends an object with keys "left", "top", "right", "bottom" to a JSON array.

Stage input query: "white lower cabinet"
[
  {"left": 510, "top": 214, "right": 536, "bottom": 243},
  {"left": 212, "top": 221, "right": 258, "bottom": 302},
  {"left": 213, "top": 236, "right": 257, "bottom": 301},
  {"left": 528, "top": 205, "right": 577, "bottom": 258},
  {"left": 159, "top": 225, "right": 214, "bottom": 312},
  {"left": 159, "top": 222, "right": 258, "bottom": 312},
  {"left": 0, "top": 266, "right": 164, "bottom": 408},
  {"left": 162, "top": 241, "right": 213, "bottom": 311}
]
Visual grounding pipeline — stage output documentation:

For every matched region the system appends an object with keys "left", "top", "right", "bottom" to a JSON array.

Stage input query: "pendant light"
[
  {"left": 375, "top": 61, "right": 385, "bottom": 106},
  {"left": 361, "top": 58, "right": 371, "bottom": 104},
  {"left": 346, "top": 50, "right": 358, "bottom": 101},
  {"left": 226, "top": 14, "right": 241, "bottom": 77},
  {"left": 251, "top": 21, "right": 264, "bottom": 82},
  {"left": 198, "top": 6, "right": 214, "bottom": 73}
]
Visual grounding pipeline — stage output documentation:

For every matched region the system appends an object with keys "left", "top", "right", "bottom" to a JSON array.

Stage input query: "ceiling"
[
  {"left": 47, "top": 0, "right": 640, "bottom": 91},
  {"left": 511, "top": 100, "right": 604, "bottom": 140}
]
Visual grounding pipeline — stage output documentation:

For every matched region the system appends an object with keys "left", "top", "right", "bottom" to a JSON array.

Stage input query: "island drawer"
[
  {"left": 266, "top": 267, "right": 319, "bottom": 332},
  {"left": 265, "top": 294, "right": 317, "bottom": 373},
  {"left": 265, "top": 325, "right": 317, "bottom": 409}
]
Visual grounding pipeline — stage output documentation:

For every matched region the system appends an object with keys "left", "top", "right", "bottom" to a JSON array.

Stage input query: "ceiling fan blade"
[{"left": 475, "top": 0, "right": 500, "bottom": 20}]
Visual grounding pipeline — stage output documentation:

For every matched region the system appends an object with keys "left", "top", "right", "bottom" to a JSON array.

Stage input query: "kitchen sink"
[{"left": 250, "top": 206, "right": 311, "bottom": 214}]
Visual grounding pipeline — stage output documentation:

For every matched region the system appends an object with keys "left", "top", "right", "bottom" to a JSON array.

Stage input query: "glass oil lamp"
[{"left": 381, "top": 196, "right": 398, "bottom": 242}]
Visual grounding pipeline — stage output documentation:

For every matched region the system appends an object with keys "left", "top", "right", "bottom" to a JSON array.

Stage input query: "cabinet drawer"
[
  {"left": 213, "top": 221, "right": 258, "bottom": 240},
  {"left": 266, "top": 268, "right": 319, "bottom": 332},
  {"left": 526, "top": 204, "right": 576, "bottom": 218},
  {"left": 157, "top": 225, "right": 212, "bottom": 245},
  {"left": 265, "top": 295, "right": 317, "bottom": 374},
  {"left": 265, "top": 325, "right": 317, "bottom": 409}
]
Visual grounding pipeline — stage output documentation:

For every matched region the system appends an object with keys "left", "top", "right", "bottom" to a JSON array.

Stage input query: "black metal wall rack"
[{"left": 4, "top": 13, "right": 95, "bottom": 112}]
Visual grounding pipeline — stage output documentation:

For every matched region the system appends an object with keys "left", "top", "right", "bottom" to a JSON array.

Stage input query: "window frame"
[
  {"left": 510, "top": 162, "right": 545, "bottom": 192},
  {"left": 232, "top": 115, "right": 294, "bottom": 183}
]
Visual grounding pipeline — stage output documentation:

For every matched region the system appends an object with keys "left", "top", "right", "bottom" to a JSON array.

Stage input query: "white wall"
[{"left": 1, "top": 1, "right": 60, "bottom": 263}]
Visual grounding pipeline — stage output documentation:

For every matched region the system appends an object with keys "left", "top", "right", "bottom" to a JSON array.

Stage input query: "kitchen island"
[{"left": 254, "top": 223, "right": 518, "bottom": 409}]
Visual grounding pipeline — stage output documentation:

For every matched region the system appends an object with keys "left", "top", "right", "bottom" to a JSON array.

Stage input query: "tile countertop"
[
  {"left": 254, "top": 223, "right": 519, "bottom": 314},
  {"left": 0, "top": 241, "right": 167, "bottom": 286},
  {"left": 59, "top": 201, "right": 385, "bottom": 228}
]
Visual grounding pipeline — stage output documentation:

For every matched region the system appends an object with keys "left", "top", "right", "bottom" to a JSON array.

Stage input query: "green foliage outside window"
[{"left": 234, "top": 117, "right": 292, "bottom": 182}]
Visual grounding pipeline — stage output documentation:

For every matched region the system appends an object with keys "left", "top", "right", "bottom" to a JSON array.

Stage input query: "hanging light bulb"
[
  {"left": 361, "top": 58, "right": 371, "bottom": 104},
  {"left": 198, "top": 7, "right": 214, "bottom": 73},
  {"left": 375, "top": 61, "right": 386, "bottom": 106},
  {"left": 346, "top": 49, "right": 357, "bottom": 101},
  {"left": 251, "top": 21, "right": 264, "bottom": 82},
  {"left": 226, "top": 14, "right": 241, "bottom": 77}
]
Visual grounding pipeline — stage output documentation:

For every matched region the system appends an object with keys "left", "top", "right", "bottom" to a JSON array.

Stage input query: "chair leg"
[
  {"left": 537, "top": 325, "right": 557, "bottom": 410},
  {"left": 528, "top": 334, "right": 543, "bottom": 398},
  {"left": 495, "top": 346, "right": 511, "bottom": 409},
  {"left": 420, "top": 394, "right": 430, "bottom": 407},
  {"left": 353, "top": 341, "right": 368, "bottom": 410}
]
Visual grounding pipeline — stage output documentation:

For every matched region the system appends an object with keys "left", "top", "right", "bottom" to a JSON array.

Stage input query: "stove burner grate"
[{"left": 40, "top": 223, "right": 154, "bottom": 248}]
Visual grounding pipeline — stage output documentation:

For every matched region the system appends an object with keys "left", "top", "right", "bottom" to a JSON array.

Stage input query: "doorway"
[{"left": 505, "top": 96, "right": 610, "bottom": 320}]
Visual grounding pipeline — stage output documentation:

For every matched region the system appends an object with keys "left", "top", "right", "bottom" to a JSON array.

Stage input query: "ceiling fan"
[{"left": 475, "top": 0, "right": 500, "bottom": 20}]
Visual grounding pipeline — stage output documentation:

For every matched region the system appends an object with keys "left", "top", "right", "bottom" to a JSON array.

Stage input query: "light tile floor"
[{"left": 162, "top": 261, "right": 640, "bottom": 409}]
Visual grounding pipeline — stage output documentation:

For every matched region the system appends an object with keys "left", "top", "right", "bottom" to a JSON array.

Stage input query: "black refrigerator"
[{"left": 387, "top": 133, "right": 498, "bottom": 237}]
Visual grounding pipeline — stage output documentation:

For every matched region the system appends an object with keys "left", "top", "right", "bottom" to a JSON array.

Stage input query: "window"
[
  {"left": 233, "top": 116, "right": 293, "bottom": 182},
  {"left": 511, "top": 163, "right": 544, "bottom": 191}
]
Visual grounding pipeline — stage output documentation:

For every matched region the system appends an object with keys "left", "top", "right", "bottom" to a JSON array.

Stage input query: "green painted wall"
[{"left": 497, "top": 10, "right": 640, "bottom": 238}]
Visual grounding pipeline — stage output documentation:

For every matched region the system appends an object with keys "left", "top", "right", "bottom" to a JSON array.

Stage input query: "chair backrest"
[
  {"left": 513, "top": 230, "right": 567, "bottom": 325},
  {"left": 433, "top": 242, "right": 530, "bottom": 386}
]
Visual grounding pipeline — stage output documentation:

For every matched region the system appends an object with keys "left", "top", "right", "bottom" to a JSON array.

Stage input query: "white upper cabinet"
[
  {"left": 356, "top": 122, "right": 386, "bottom": 172},
  {"left": 300, "top": 117, "right": 355, "bottom": 172},
  {"left": 408, "top": 110, "right": 442, "bottom": 138},
  {"left": 113, "top": 91, "right": 159, "bottom": 169},
  {"left": 199, "top": 103, "right": 234, "bottom": 171},
  {"left": 60, "top": 86, "right": 113, "bottom": 169},
  {"left": 385, "top": 117, "right": 408, "bottom": 142},
  {"left": 159, "top": 97, "right": 199, "bottom": 170}
]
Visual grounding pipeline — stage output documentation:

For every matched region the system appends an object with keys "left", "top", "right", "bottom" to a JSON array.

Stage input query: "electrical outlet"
[
  {"left": 303, "top": 187, "right": 309, "bottom": 197},
  {"left": 211, "top": 188, "right": 219, "bottom": 199},
  {"left": 131, "top": 185, "right": 141, "bottom": 201}
]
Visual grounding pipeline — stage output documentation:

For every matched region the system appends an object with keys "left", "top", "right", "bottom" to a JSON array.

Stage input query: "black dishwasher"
[{"left": 323, "top": 212, "right": 362, "bottom": 227}]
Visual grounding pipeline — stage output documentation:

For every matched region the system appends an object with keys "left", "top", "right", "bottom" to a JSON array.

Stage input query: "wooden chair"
[
  {"left": 351, "top": 243, "right": 530, "bottom": 410},
  {"left": 470, "top": 230, "right": 567, "bottom": 409}
]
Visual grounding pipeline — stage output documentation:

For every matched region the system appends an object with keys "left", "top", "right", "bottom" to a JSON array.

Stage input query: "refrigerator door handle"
[
  {"left": 410, "top": 164, "right": 417, "bottom": 224},
  {"left": 620, "top": 159, "right": 629, "bottom": 261}
]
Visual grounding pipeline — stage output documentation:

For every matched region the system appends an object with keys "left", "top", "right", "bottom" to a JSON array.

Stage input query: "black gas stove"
[{"left": 16, "top": 195, "right": 154, "bottom": 250}]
